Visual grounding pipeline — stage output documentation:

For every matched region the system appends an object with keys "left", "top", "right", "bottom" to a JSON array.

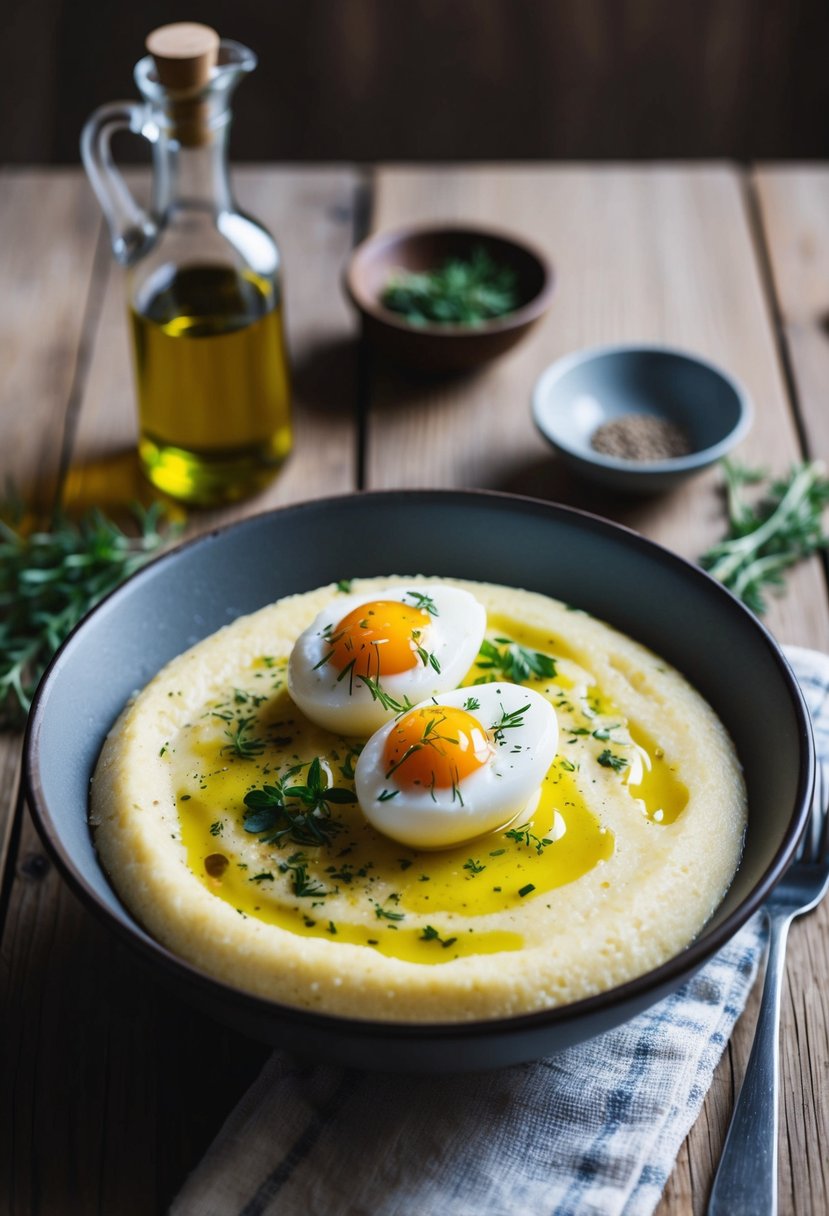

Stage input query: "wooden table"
[{"left": 2, "top": 164, "right": 828, "bottom": 1215}]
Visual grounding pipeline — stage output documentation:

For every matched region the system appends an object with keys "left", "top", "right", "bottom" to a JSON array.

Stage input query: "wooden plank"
[
  {"left": 0, "top": 169, "right": 104, "bottom": 894},
  {"left": 0, "top": 168, "right": 362, "bottom": 1214},
  {"left": 748, "top": 164, "right": 829, "bottom": 1215},
  {"left": 364, "top": 164, "right": 829, "bottom": 1216},
  {"left": 752, "top": 167, "right": 829, "bottom": 465}
]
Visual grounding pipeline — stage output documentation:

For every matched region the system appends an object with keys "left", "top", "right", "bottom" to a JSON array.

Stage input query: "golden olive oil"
[{"left": 130, "top": 264, "right": 292, "bottom": 505}]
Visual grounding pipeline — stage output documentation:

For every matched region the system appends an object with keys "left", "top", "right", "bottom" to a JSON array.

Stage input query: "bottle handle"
[{"left": 80, "top": 101, "right": 158, "bottom": 266}]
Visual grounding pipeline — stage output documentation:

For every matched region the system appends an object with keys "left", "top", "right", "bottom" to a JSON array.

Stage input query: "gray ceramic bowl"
[
  {"left": 532, "top": 344, "right": 753, "bottom": 493},
  {"left": 24, "top": 491, "right": 811, "bottom": 1072}
]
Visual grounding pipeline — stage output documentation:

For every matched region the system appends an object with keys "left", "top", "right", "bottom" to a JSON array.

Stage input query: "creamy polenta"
[{"left": 90, "top": 578, "right": 746, "bottom": 1022}]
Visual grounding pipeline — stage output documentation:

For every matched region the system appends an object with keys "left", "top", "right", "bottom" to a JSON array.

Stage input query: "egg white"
[
  {"left": 354, "top": 683, "right": 559, "bottom": 848},
  {"left": 287, "top": 584, "right": 487, "bottom": 735}
]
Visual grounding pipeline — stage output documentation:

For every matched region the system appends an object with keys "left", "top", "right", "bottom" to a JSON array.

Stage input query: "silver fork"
[{"left": 707, "top": 760, "right": 829, "bottom": 1216}]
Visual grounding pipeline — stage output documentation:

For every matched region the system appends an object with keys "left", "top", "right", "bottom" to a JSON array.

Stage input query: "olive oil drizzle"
[{"left": 172, "top": 616, "right": 688, "bottom": 964}]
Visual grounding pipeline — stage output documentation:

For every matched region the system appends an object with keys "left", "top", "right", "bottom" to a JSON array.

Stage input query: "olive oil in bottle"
[
  {"left": 131, "top": 265, "right": 292, "bottom": 505},
  {"left": 81, "top": 23, "right": 294, "bottom": 507}
]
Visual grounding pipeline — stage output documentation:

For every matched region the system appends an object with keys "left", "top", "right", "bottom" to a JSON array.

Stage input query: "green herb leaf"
[
  {"left": 474, "top": 638, "right": 556, "bottom": 685},
  {"left": 597, "top": 749, "right": 628, "bottom": 772},
  {"left": 381, "top": 248, "right": 519, "bottom": 327}
]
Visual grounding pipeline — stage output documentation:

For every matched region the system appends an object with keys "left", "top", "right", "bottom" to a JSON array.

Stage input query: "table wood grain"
[{"left": 1, "top": 163, "right": 827, "bottom": 1215}]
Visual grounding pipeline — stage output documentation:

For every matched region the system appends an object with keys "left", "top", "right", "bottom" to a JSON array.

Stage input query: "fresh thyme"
[
  {"left": 420, "top": 925, "right": 458, "bottom": 949},
  {"left": 278, "top": 853, "right": 329, "bottom": 898},
  {"left": 223, "top": 716, "right": 266, "bottom": 759},
  {"left": 0, "top": 501, "right": 172, "bottom": 728},
  {"left": 411, "top": 629, "right": 441, "bottom": 673},
  {"left": 597, "top": 749, "right": 628, "bottom": 772},
  {"left": 358, "top": 676, "right": 414, "bottom": 715},
  {"left": 490, "top": 702, "right": 530, "bottom": 746},
  {"left": 474, "top": 638, "right": 556, "bottom": 685},
  {"left": 700, "top": 459, "right": 829, "bottom": 614},
  {"left": 404, "top": 590, "right": 439, "bottom": 616},
  {"left": 382, "top": 248, "right": 519, "bottom": 327},
  {"left": 505, "top": 825, "right": 554, "bottom": 854},
  {"left": 373, "top": 898, "right": 405, "bottom": 922},
  {"left": 243, "top": 758, "right": 356, "bottom": 847}
]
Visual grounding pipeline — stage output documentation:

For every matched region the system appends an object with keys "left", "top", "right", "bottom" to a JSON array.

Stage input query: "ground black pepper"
[{"left": 590, "top": 413, "right": 692, "bottom": 462}]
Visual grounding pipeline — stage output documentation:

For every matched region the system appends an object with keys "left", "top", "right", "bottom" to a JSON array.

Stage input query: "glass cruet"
[{"left": 81, "top": 23, "right": 292, "bottom": 507}]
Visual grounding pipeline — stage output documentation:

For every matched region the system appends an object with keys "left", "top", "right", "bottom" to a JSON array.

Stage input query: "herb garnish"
[
  {"left": 404, "top": 591, "right": 439, "bottom": 616},
  {"left": 420, "top": 925, "right": 458, "bottom": 949},
  {"left": 243, "top": 758, "right": 356, "bottom": 847},
  {"left": 463, "top": 858, "right": 486, "bottom": 876},
  {"left": 597, "top": 749, "right": 628, "bottom": 772},
  {"left": 491, "top": 702, "right": 530, "bottom": 746},
  {"left": 0, "top": 501, "right": 172, "bottom": 727},
  {"left": 505, "top": 825, "right": 554, "bottom": 855},
  {"left": 700, "top": 460, "right": 829, "bottom": 614},
  {"left": 223, "top": 716, "right": 266, "bottom": 759},
  {"left": 382, "top": 247, "right": 519, "bottom": 327},
  {"left": 278, "top": 853, "right": 328, "bottom": 898},
  {"left": 474, "top": 638, "right": 556, "bottom": 685}
]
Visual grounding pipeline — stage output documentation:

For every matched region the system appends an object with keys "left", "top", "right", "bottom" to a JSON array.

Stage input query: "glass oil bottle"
[{"left": 81, "top": 23, "right": 292, "bottom": 506}]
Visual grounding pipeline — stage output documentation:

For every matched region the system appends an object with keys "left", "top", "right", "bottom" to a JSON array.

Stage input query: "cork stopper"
[
  {"left": 146, "top": 23, "right": 220, "bottom": 90},
  {"left": 146, "top": 22, "right": 220, "bottom": 145}
]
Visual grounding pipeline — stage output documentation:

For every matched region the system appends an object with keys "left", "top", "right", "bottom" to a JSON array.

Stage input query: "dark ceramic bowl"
[
  {"left": 532, "top": 344, "right": 753, "bottom": 494},
  {"left": 25, "top": 491, "right": 812, "bottom": 1072},
  {"left": 344, "top": 225, "right": 554, "bottom": 372}
]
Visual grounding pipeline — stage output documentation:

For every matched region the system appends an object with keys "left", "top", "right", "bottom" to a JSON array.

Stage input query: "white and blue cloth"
[{"left": 172, "top": 647, "right": 829, "bottom": 1216}]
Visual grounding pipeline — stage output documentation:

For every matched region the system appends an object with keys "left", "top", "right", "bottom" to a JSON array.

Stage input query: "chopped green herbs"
[
  {"left": 243, "top": 758, "right": 356, "bottom": 847},
  {"left": 278, "top": 854, "right": 328, "bottom": 898},
  {"left": 475, "top": 638, "right": 556, "bottom": 685},
  {"left": 463, "top": 858, "right": 486, "bottom": 875},
  {"left": 491, "top": 702, "right": 530, "bottom": 746},
  {"left": 404, "top": 590, "right": 439, "bottom": 616},
  {"left": 700, "top": 460, "right": 829, "bottom": 614},
  {"left": 382, "top": 248, "right": 519, "bottom": 327},
  {"left": 222, "top": 716, "right": 266, "bottom": 759},
  {"left": 597, "top": 749, "right": 628, "bottom": 772},
  {"left": 505, "top": 825, "right": 554, "bottom": 855},
  {"left": 518, "top": 883, "right": 536, "bottom": 898},
  {"left": 420, "top": 924, "right": 458, "bottom": 949}
]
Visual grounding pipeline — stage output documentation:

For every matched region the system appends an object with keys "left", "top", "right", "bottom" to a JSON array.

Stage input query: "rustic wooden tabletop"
[{"left": 1, "top": 164, "right": 828, "bottom": 1215}]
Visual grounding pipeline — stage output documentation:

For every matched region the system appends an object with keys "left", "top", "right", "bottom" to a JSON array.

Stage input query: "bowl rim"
[
  {"left": 24, "top": 487, "right": 812, "bottom": 1043},
  {"left": 531, "top": 342, "right": 754, "bottom": 474},
  {"left": 344, "top": 222, "right": 556, "bottom": 338}
]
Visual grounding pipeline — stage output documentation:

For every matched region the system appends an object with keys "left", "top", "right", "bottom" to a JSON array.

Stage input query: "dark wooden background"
[{"left": 4, "top": 0, "right": 828, "bottom": 165}]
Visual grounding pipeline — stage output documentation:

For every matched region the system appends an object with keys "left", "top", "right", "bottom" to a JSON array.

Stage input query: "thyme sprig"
[
  {"left": 700, "top": 460, "right": 829, "bottom": 614},
  {"left": 0, "top": 501, "right": 172, "bottom": 728},
  {"left": 243, "top": 758, "right": 356, "bottom": 847}
]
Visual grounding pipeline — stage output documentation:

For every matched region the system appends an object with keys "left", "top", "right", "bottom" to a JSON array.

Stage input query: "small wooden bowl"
[{"left": 345, "top": 225, "right": 554, "bottom": 373}]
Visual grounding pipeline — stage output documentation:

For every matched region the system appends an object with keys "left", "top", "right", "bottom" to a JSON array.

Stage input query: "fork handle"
[{"left": 707, "top": 909, "right": 792, "bottom": 1216}]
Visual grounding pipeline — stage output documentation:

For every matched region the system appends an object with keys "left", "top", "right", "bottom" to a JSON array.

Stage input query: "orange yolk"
[
  {"left": 327, "top": 600, "right": 430, "bottom": 679},
  {"left": 383, "top": 705, "right": 492, "bottom": 790}
]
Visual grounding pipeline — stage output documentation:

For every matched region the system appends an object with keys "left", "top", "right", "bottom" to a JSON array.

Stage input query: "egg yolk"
[
  {"left": 383, "top": 705, "right": 492, "bottom": 790},
  {"left": 327, "top": 600, "right": 430, "bottom": 679}
]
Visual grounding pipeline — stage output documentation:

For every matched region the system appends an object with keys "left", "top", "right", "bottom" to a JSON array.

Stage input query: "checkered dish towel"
[{"left": 171, "top": 646, "right": 829, "bottom": 1216}]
